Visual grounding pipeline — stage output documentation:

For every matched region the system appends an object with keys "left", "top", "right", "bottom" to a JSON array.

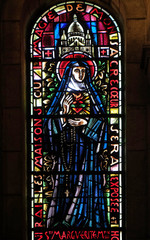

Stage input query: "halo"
[{"left": 56, "top": 52, "right": 97, "bottom": 81}]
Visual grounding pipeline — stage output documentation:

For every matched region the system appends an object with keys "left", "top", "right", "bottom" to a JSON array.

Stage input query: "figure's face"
[{"left": 72, "top": 66, "right": 86, "bottom": 82}]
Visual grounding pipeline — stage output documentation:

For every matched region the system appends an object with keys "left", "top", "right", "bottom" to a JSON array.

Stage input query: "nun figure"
[{"left": 44, "top": 60, "right": 108, "bottom": 229}]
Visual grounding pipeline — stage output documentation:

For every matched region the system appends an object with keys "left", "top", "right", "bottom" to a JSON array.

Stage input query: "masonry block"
[
  {"left": 127, "top": 19, "right": 146, "bottom": 63},
  {"left": 2, "top": 65, "right": 21, "bottom": 108},
  {"left": 127, "top": 150, "right": 147, "bottom": 197},
  {"left": 123, "top": 0, "right": 147, "bottom": 19},
  {"left": 2, "top": 196, "right": 22, "bottom": 240},
  {"left": 126, "top": 63, "right": 148, "bottom": 105},
  {"left": 2, "top": 152, "right": 22, "bottom": 195},
  {"left": 2, "top": 108, "right": 22, "bottom": 151},
  {"left": 2, "top": 0, "right": 25, "bottom": 21},
  {"left": 127, "top": 196, "right": 147, "bottom": 239},
  {"left": 126, "top": 106, "right": 146, "bottom": 150}
]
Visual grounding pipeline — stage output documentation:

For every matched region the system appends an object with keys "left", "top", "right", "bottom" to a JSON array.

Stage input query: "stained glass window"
[{"left": 28, "top": 2, "right": 124, "bottom": 239}]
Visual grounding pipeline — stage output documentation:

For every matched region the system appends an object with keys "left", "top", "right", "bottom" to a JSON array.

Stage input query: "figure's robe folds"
[{"left": 44, "top": 61, "right": 108, "bottom": 228}]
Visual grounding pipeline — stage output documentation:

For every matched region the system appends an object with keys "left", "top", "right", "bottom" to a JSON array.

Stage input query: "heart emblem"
[{"left": 72, "top": 108, "right": 83, "bottom": 113}]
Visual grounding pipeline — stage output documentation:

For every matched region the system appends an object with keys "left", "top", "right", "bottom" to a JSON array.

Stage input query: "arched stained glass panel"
[{"left": 28, "top": 2, "right": 124, "bottom": 239}]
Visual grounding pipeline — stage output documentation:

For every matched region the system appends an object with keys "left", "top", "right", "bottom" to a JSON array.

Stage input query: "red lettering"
[
  {"left": 34, "top": 119, "right": 42, "bottom": 127},
  {"left": 111, "top": 198, "right": 119, "bottom": 202},
  {"left": 35, "top": 29, "right": 43, "bottom": 38},
  {"left": 74, "top": 231, "right": 80, "bottom": 239},
  {"left": 35, "top": 221, "right": 43, "bottom": 227},
  {"left": 67, "top": 231, "right": 71, "bottom": 239},
  {"left": 110, "top": 87, "right": 118, "bottom": 91},
  {"left": 110, "top": 80, "right": 119, "bottom": 86},
  {"left": 111, "top": 177, "right": 118, "bottom": 181},
  {"left": 34, "top": 137, "right": 42, "bottom": 143},
  {"left": 35, "top": 143, "right": 42, "bottom": 147},
  {"left": 110, "top": 61, "right": 118, "bottom": 67},
  {"left": 111, "top": 202, "right": 119, "bottom": 207},
  {"left": 38, "top": 20, "right": 47, "bottom": 29},
  {"left": 90, "top": 8, "right": 103, "bottom": 20},
  {"left": 51, "top": 232, "right": 60, "bottom": 239},
  {"left": 108, "top": 25, "right": 116, "bottom": 34},
  {"left": 33, "top": 39, "right": 41, "bottom": 55},
  {"left": 34, "top": 128, "right": 42, "bottom": 135},
  {"left": 35, "top": 148, "right": 42, "bottom": 155},
  {"left": 33, "top": 39, "right": 41, "bottom": 49},
  {"left": 35, "top": 156, "right": 42, "bottom": 168},
  {"left": 35, "top": 209, "right": 43, "bottom": 218},
  {"left": 110, "top": 69, "right": 118, "bottom": 76},
  {"left": 111, "top": 231, "right": 119, "bottom": 240},
  {"left": 91, "top": 231, "right": 97, "bottom": 238},
  {"left": 35, "top": 233, "right": 43, "bottom": 240},
  {"left": 98, "top": 231, "right": 104, "bottom": 238},
  {"left": 111, "top": 188, "right": 119, "bottom": 197},
  {"left": 47, "top": 11, "right": 55, "bottom": 20},
  {"left": 33, "top": 62, "right": 42, "bottom": 69},
  {"left": 34, "top": 108, "right": 42, "bottom": 115},
  {"left": 112, "top": 231, "right": 119, "bottom": 235},
  {"left": 111, "top": 208, "right": 119, "bottom": 212},
  {"left": 110, "top": 91, "right": 119, "bottom": 99},
  {"left": 110, "top": 181, "right": 119, "bottom": 188},
  {"left": 110, "top": 100, "right": 118, "bottom": 108},
  {"left": 45, "top": 232, "right": 50, "bottom": 240},
  {"left": 103, "top": 18, "right": 112, "bottom": 26}
]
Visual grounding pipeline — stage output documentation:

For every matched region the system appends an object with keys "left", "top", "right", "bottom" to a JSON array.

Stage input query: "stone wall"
[{"left": 0, "top": 0, "right": 150, "bottom": 239}]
